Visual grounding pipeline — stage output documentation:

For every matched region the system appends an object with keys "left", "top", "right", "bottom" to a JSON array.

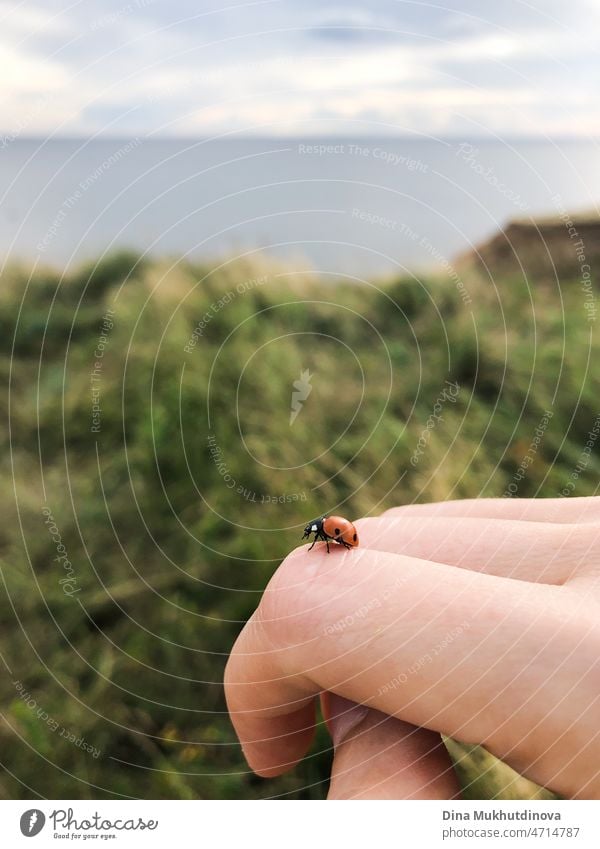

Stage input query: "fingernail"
[{"left": 323, "top": 693, "right": 370, "bottom": 748}]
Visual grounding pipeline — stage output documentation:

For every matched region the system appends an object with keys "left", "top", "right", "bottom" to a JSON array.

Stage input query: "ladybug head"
[{"left": 302, "top": 517, "right": 323, "bottom": 538}]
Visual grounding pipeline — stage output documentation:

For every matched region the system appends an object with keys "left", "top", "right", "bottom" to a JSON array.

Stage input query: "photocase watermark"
[
  {"left": 41, "top": 507, "right": 80, "bottom": 597},
  {"left": 455, "top": 143, "right": 528, "bottom": 212},
  {"left": 290, "top": 369, "right": 313, "bottom": 425},
  {"left": 409, "top": 380, "right": 461, "bottom": 467},
  {"left": 0, "top": 91, "right": 57, "bottom": 150},
  {"left": 387, "top": 219, "right": 471, "bottom": 305},
  {"left": 297, "top": 142, "right": 428, "bottom": 172},
  {"left": 36, "top": 138, "right": 143, "bottom": 253},
  {"left": 323, "top": 576, "right": 408, "bottom": 636},
  {"left": 90, "top": 309, "right": 115, "bottom": 434},
  {"left": 206, "top": 434, "right": 307, "bottom": 502},
  {"left": 48, "top": 808, "right": 158, "bottom": 834},
  {"left": 377, "top": 620, "right": 471, "bottom": 696},
  {"left": 419, "top": 235, "right": 472, "bottom": 306},
  {"left": 90, "top": 0, "right": 157, "bottom": 29},
  {"left": 552, "top": 194, "right": 597, "bottom": 323},
  {"left": 298, "top": 142, "right": 345, "bottom": 156},
  {"left": 184, "top": 275, "right": 268, "bottom": 352},
  {"left": 20, "top": 810, "right": 46, "bottom": 837},
  {"left": 347, "top": 143, "right": 429, "bottom": 172},
  {"left": 13, "top": 680, "right": 101, "bottom": 759},
  {"left": 559, "top": 413, "right": 600, "bottom": 497},
  {"left": 258, "top": 492, "right": 308, "bottom": 503},
  {"left": 351, "top": 207, "right": 398, "bottom": 231},
  {"left": 502, "top": 409, "right": 554, "bottom": 497},
  {"left": 2, "top": 115, "right": 41, "bottom": 150}
]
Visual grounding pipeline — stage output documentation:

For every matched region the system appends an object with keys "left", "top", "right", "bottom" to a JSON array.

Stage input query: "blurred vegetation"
[{"left": 0, "top": 248, "right": 597, "bottom": 799}]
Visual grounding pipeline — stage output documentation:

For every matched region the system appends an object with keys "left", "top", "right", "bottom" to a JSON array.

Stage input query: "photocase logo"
[
  {"left": 20, "top": 810, "right": 46, "bottom": 837},
  {"left": 290, "top": 369, "right": 313, "bottom": 425}
]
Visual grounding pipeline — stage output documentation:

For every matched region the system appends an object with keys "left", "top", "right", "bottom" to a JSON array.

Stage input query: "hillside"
[
  {"left": 0, "top": 247, "right": 597, "bottom": 799},
  {"left": 458, "top": 210, "right": 600, "bottom": 289}
]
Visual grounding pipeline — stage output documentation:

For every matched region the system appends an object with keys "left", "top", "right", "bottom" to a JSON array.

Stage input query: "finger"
[
  {"left": 354, "top": 515, "right": 593, "bottom": 584},
  {"left": 225, "top": 544, "right": 588, "bottom": 788},
  {"left": 322, "top": 693, "right": 461, "bottom": 799},
  {"left": 383, "top": 496, "right": 600, "bottom": 524},
  {"left": 223, "top": 615, "right": 317, "bottom": 778}
]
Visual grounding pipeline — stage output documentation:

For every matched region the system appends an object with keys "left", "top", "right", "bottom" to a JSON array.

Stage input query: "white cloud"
[
  {"left": 0, "top": 0, "right": 597, "bottom": 137},
  {"left": 0, "top": 2, "right": 72, "bottom": 36},
  {"left": 0, "top": 44, "right": 67, "bottom": 95}
]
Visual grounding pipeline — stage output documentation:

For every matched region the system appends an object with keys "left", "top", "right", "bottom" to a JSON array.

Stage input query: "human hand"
[{"left": 225, "top": 497, "right": 600, "bottom": 799}]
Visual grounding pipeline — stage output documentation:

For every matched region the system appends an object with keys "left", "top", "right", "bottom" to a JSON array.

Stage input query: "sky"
[{"left": 1, "top": 0, "right": 599, "bottom": 139}]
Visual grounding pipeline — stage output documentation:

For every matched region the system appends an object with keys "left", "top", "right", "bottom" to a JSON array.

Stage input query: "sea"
[{"left": 1, "top": 137, "right": 599, "bottom": 276}]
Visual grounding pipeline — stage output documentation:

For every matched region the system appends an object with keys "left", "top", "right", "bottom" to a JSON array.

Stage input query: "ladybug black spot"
[
  {"left": 334, "top": 528, "right": 340, "bottom": 535},
  {"left": 353, "top": 533, "right": 357, "bottom": 541}
]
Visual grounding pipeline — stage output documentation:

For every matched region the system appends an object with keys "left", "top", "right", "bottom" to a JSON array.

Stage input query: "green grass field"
[{"left": 0, "top": 249, "right": 596, "bottom": 798}]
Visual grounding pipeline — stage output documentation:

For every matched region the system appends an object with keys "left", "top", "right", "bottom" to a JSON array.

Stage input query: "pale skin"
[{"left": 224, "top": 497, "right": 600, "bottom": 799}]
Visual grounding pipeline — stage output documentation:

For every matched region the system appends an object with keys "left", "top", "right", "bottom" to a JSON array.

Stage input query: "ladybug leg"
[
  {"left": 306, "top": 531, "right": 331, "bottom": 552},
  {"left": 315, "top": 530, "right": 330, "bottom": 552},
  {"left": 318, "top": 531, "right": 330, "bottom": 552}
]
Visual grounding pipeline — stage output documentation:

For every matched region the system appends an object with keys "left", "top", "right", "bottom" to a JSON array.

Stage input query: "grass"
[{"left": 0, "top": 249, "right": 596, "bottom": 798}]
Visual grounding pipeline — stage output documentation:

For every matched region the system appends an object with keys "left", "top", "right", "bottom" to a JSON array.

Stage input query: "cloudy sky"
[{"left": 1, "top": 0, "right": 599, "bottom": 138}]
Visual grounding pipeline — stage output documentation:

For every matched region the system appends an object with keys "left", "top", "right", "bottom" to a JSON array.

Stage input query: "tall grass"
[{"left": 0, "top": 250, "right": 596, "bottom": 798}]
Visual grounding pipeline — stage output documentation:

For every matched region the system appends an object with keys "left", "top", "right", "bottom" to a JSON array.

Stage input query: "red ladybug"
[{"left": 302, "top": 515, "right": 359, "bottom": 553}]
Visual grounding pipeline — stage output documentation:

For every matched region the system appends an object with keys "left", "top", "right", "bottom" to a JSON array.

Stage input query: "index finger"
[
  {"left": 224, "top": 541, "right": 572, "bottom": 779},
  {"left": 386, "top": 496, "right": 600, "bottom": 524}
]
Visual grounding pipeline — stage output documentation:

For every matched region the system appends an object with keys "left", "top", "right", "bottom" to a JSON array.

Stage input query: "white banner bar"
[{"left": 0, "top": 800, "right": 599, "bottom": 848}]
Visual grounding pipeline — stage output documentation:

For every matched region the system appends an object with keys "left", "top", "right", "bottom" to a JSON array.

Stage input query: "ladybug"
[{"left": 302, "top": 515, "right": 359, "bottom": 553}]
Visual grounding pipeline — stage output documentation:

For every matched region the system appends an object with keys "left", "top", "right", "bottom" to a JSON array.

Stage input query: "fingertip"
[
  {"left": 262, "top": 538, "right": 359, "bottom": 605},
  {"left": 234, "top": 704, "right": 318, "bottom": 778}
]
